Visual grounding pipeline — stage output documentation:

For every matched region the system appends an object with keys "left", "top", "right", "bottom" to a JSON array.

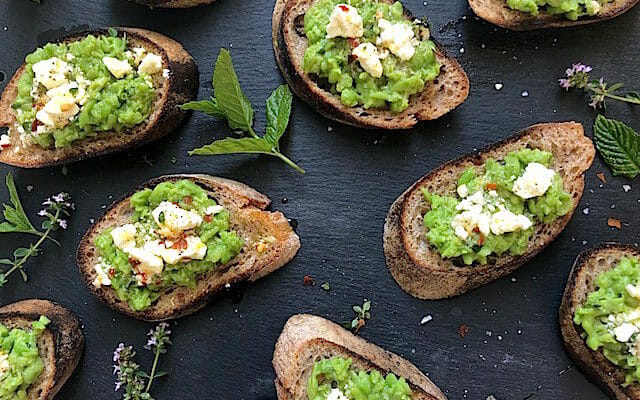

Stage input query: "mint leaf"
[
  {"left": 213, "top": 49, "right": 254, "bottom": 131},
  {"left": 180, "top": 98, "right": 227, "bottom": 119},
  {"left": 594, "top": 115, "right": 640, "bottom": 178},
  {"left": 265, "top": 85, "right": 293, "bottom": 147},
  {"left": 626, "top": 91, "right": 640, "bottom": 102},
  {"left": 189, "top": 137, "right": 272, "bottom": 156},
  {"left": 0, "top": 174, "right": 39, "bottom": 235}
]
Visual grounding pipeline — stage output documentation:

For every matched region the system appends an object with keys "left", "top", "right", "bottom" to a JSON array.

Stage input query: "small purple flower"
[
  {"left": 58, "top": 220, "right": 68, "bottom": 229},
  {"left": 38, "top": 209, "right": 48, "bottom": 217},
  {"left": 42, "top": 199, "right": 53, "bottom": 206},
  {"left": 114, "top": 381, "right": 122, "bottom": 392},
  {"left": 558, "top": 78, "right": 571, "bottom": 91},
  {"left": 145, "top": 335, "right": 157, "bottom": 350},
  {"left": 113, "top": 343, "right": 125, "bottom": 362},
  {"left": 52, "top": 193, "right": 67, "bottom": 203}
]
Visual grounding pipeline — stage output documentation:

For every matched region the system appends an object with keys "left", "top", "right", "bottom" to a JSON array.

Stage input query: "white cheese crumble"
[
  {"left": 512, "top": 162, "right": 556, "bottom": 199},
  {"left": 627, "top": 284, "right": 640, "bottom": 300},
  {"left": 326, "top": 4, "right": 364, "bottom": 38},
  {"left": 152, "top": 201, "right": 203, "bottom": 238},
  {"left": 489, "top": 209, "right": 533, "bottom": 235},
  {"left": 352, "top": 43, "right": 383, "bottom": 78},
  {"left": 205, "top": 205, "right": 224, "bottom": 215},
  {"left": 32, "top": 57, "right": 71, "bottom": 89},
  {"left": 451, "top": 191, "right": 490, "bottom": 240},
  {"left": 377, "top": 19, "right": 416, "bottom": 61},
  {"left": 327, "top": 388, "right": 349, "bottom": 400},
  {"left": 92, "top": 258, "right": 113, "bottom": 288},
  {"left": 138, "top": 53, "right": 163, "bottom": 75},
  {"left": 457, "top": 184, "right": 469, "bottom": 198},
  {"left": 144, "top": 236, "right": 207, "bottom": 265},
  {"left": 615, "top": 323, "right": 639, "bottom": 343},
  {"left": 110, "top": 224, "right": 137, "bottom": 250},
  {"left": 126, "top": 246, "right": 164, "bottom": 284},
  {"left": 102, "top": 57, "right": 133, "bottom": 79},
  {"left": 0, "top": 352, "right": 9, "bottom": 379},
  {"left": 0, "top": 134, "right": 11, "bottom": 151}
]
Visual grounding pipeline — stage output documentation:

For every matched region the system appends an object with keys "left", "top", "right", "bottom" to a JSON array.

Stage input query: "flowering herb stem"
[
  {"left": 144, "top": 347, "right": 161, "bottom": 393},
  {"left": 559, "top": 63, "right": 640, "bottom": 109}
]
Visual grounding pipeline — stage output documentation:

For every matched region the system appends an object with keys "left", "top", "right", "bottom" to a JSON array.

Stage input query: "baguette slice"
[
  {"left": 77, "top": 174, "right": 301, "bottom": 321},
  {"left": 383, "top": 122, "right": 595, "bottom": 299},
  {"left": 273, "top": 314, "right": 447, "bottom": 400},
  {"left": 560, "top": 243, "right": 640, "bottom": 400},
  {"left": 132, "top": 0, "right": 217, "bottom": 7},
  {"left": 0, "top": 299, "right": 84, "bottom": 400},
  {"left": 469, "top": 0, "right": 639, "bottom": 30},
  {"left": 0, "top": 27, "right": 199, "bottom": 168},
  {"left": 272, "top": 0, "right": 469, "bottom": 130}
]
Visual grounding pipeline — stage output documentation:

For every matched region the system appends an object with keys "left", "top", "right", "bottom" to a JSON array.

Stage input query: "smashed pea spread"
[
  {"left": 303, "top": 0, "right": 440, "bottom": 113},
  {"left": 575, "top": 257, "right": 640, "bottom": 386},
  {"left": 507, "top": 0, "right": 613, "bottom": 20},
  {"left": 93, "top": 180, "right": 245, "bottom": 311},
  {"left": 422, "top": 148, "right": 572, "bottom": 265},
  {"left": 8, "top": 32, "right": 169, "bottom": 152},
  {"left": 307, "top": 356, "right": 412, "bottom": 400},
  {"left": 0, "top": 316, "right": 50, "bottom": 400}
]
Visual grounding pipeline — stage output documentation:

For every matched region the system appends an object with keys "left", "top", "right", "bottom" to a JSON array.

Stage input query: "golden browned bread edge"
[
  {"left": 77, "top": 174, "right": 301, "bottom": 321},
  {"left": 0, "top": 27, "right": 198, "bottom": 168},
  {"left": 468, "top": 0, "right": 639, "bottom": 30},
  {"left": 0, "top": 299, "right": 84, "bottom": 400},
  {"left": 560, "top": 243, "right": 640, "bottom": 400},
  {"left": 383, "top": 122, "right": 595, "bottom": 299},
  {"left": 272, "top": 314, "right": 447, "bottom": 399},
  {"left": 273, "top": 0, "right": 469, "bottom": 130}
]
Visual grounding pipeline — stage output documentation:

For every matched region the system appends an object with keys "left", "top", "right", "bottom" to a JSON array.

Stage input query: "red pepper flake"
[
  {"left": 108, "top": 268, "right": 116, "bottom": 278},
  {"left": 486, "top": 182, "right": 498, "bottom": 190},
  {"left": 348, "top": 54, "right": 358, "bottom": 64},
  {"left": 472, "top": 227, "right": 480, "bottom": 233},
  {"left": 128, "top": 257, "right": 141, "bottom": 267},
  {"left": 0, "top": 142, "right": 10, "bottom": 149},
  {"left": 478, "top": 235, "right": 485, "bottom": 246},
  {"left": 183, "top": 196, "right": 193, "bottom": 205},
  {"left": 608, "top": 218, "right": 622, "bottom": 230},
  {"left": 31, "top": 119, "right": 42, "bottom": 132},
  {"left": 171, "top": 237, "right": 188, "bottom": 250},
  {"left": 303, "top": 275, "right": 315, "bottom": 286},
  {"left": 203, "top": 214, "right": 212, "bottom": 222},
  {"left": 458, "top": 324, "right": 470, "bottom": 338},
  {"left": 348, "top": 38, "right": 360, "bottom": 48},
  {"left": 596, "top": 172, "right": 606, "bottom": 184},
  {"left": 338, "top": 4, "right": 350, "bottom": 12}
]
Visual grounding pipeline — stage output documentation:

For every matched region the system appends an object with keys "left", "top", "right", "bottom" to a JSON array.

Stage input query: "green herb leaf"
[
  {"left": 627, "top": 91, "right": 640, "bottom": 102},
  {"left": 265, "top": 85, "right": 293, "bottom": 147},
  {"left": 180, "top": 98, "right": 227, "bottom": 119},
  {"left": 0, "top": 174, "right": 39, "bottom": 235},
  {"left": 189, "top": 137, "right": 272, "bottom": 156},
  {"left": 213, "top": 49, "right": 254, "bottom": 131},
  {"left": 153, "top": 371, "right": 169, "bottom": 378},
  {"left": 320, "top": 282, "right": 330, "bottom": 291},
  {"left": 0, "top": 273, "right": 6, "bottom": 287},
  {"left": 0, "top": 259, "right": 13, "bottom": 265},
  {"left": 593, "top": 115, "right": 640, "bottom": 178}
]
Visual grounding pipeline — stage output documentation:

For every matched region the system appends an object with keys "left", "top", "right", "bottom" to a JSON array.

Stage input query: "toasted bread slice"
[
  {"left": 560, "top": 243, "right": 640, "bottom": 400},
  {"left": 383, "top": 122, "right": 595, "bottom": 299},
  {"left": 0, "top": 28, "right": 198, "bottom": 168},
  {"left": 77, "top": 174, "right": 301, "bottom": 321},
  {"left": 132, "top": 0, "right": 217, "bottom": 7},
  {"left": 272, "top": 0, "right": 469, "bottom": 130},
  {"left": 273, "top": 314, "right": 447, "bottom": 400},
  {"left": 469, "top": 0, "right": 639, "bottom": 30},
  {"left": 0, "top": 299, "right": 84, "bottom": 400}
]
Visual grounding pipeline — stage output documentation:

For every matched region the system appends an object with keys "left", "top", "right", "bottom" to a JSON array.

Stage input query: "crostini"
[
  {"left": 0, "top": 28, "right": 198, "bottom": 168},
  {"left": 561, "top": 243, "right": 640, "bottom": 400},
  {"left": 77, "top": 174, "right": 301, "bottom": 321},
  {"left": 384, "top": 122, "right": 595, "bottom": 299},
  {"left": 272, "top": 0, "right": 469, "bottom": 129},
  {"left": 273, "top": 314, "right": 447, "bottom": 400},
  {"left": 469, "top": 0, "right": 639, "bottom": 30},
  {"left": 0, "top": 299, "right": 84, "bottom": 400}
]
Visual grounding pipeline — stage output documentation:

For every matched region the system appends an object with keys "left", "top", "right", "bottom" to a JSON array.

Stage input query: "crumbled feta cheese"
[
  {"left": 162, "top": 68, "right": 170, "bottom": 79},
  {"left": 132, "top": 47, "right": 147, "bottom": 65},
  {"left": 452, "top": 210, "right": 490, "bottom": 240},
  {"left": 352, "top": 43, "right": 383, "bottom": 78},
  {"left": 627, "top": 284, "right": 640, "bottom": 300},
  {"left": 92, "top": 259, "right": 113, "bottom": 287},
  {"left": 457, "top": 184, "right": 469, "bottom": 198},
  {"left": 65, "top": 53, "right": 75, "bottom": 61},
  {"left": 512, "top": 162, "right": 556, "bottom": 199},
  {"left": 377, "top": 19, "right": 416, "bottom": 61},
  {"left": 152, "top": 202, "right": 203, "bottom": 238},
  {"left": 144, "top": 235, "right": 207, "bottom": 265},
  {"left": 102, "top": 57, "right": 133, "bottom": 79},
  {"left": 138, "top": 53, "right": 163, "bottom": 75},
  {"left": 614, "top": 323, "right": 638, "bottom": 343},
  {"left": 32, "top": 57, "right": 70, "bottom": 89},
  {"left": 36, "top": 94, "right": 80, "bottom": 128},
  {"left": 326, "top": 4, "right": 364, "bottom": 38},
  {"left": 0, "top": 352, "right": 9, "bottom": 379},
  {"left": 205, "top": 205, "right": 224, "bottom": 215},
  {"left": 327, "top": 388, "right": 349, "bottom": 400},
  {"left": 0, "top": 134, "right": 11, "bottom": 150},
  {"left": 110, "top": 224, "right": 137, "bottom": 250},
  {"left": 489, "top": 209, "right": 532, "bottom": 235},
  {"left": 126, "top": 247, "right": 164, "bottom": 279}
]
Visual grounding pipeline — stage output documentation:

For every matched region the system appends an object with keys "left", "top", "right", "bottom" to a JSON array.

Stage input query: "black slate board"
[{"left": 1, "top": 0, "right": 640, "bottom": 399}]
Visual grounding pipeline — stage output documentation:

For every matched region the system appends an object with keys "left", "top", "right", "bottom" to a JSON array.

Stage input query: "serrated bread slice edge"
[
  {"left": 272, "top": 314, "right": 447, "bottom": 399},
  {"left": 77, "top": 174, "right": 301, "bottom": 321},
  {"left": 383, "top": 122, "right": 595, "bottom": 299}
]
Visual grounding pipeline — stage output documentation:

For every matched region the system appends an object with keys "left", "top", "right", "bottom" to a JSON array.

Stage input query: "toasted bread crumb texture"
[
  {"left": 384, "top": 122, "right": 595, "bottom": 299},
  {"left": 0, "top": 300, "right": 84, "bottom": 400},
  {"left": 273, "top": 314, "right": 447, "bottom": 400},
  {"left": 77, "top": 175, "right": 300, "bottom": 321},
  {"left": 560, "top": 244, "right": 640, "bottom": 400},
  {"left": 273, "top": 0, "right": 469, "bottom": 129},
  {"left": 0, "top": 28, "right": 198, "bottom": 168},
  {"left": 469, "top": 0, "right": 639, "bottom": 30}
]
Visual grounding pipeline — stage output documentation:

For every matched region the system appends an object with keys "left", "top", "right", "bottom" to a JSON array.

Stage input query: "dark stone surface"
[{"left": 0, "top": 0, "right": 639, "bottom": 399}]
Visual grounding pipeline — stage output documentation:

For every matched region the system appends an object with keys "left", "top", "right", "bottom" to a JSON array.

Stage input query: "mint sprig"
[
  {"left": 593, "top": 115, "right": 640, "bottom": 178},
  {"left": 181, "top": 49, "right": 304, "bottom": 173}
]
